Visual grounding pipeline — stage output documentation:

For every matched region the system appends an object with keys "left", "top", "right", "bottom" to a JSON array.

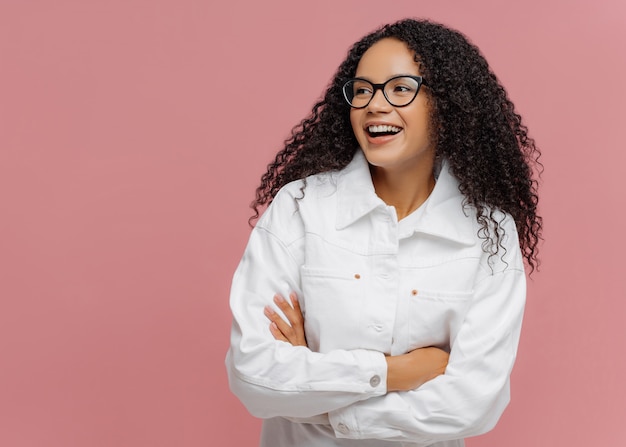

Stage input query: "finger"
[
  {"left": 288, "top": 292, "right": 307, "bottom": 344},
  {"left": 273, "top": 295, "right": 299, "bottom": 328},
  {"left": 268, "top": 322, "right": 288, "bottom": 342},
  {"left": 274, "top": 295, "right": 302, "bottom": 336},
  {"left": 274, "top": 294, "right": 305, "bottom": 327},
  {"left": 271, "top": 294, "right": 307, "bottom": 346},
  {"left": 264, "top": 304, "right": 296, "bottom": 341},
  {"left": 289, "top": 292, "right": 303, "bottom": 314},
  {"left": 274, "top": 293, "right": 306, "bottom": 346}
]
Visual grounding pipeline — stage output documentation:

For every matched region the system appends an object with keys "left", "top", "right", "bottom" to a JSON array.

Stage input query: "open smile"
[{"left": 366, "top": 124, "right": 402, "bottom": 137}]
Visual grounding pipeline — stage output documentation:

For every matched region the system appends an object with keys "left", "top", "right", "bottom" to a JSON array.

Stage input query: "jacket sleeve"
[
  {"left": 225, "top": 188, "right": 388, "bottom": 419},
  {"left": 327, "top": 231, "right": 527, "bottom": 443}
]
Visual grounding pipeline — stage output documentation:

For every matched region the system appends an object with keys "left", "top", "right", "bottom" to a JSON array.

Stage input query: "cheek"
[
  {"left": 404, "top": 104, "right": 433, "bottom": 138},
  {"left": 349, "top": 110, "right": 362, "bottom": 137}
]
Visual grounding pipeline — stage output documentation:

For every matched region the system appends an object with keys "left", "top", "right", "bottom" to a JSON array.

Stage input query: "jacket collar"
[{"left": 335, "top": 150, "right": 475, "bottom": 245}]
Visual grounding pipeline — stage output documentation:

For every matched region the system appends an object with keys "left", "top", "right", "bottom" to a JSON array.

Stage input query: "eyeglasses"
[{"left": 342, "top": 75, "right": 426, "bottom": 109}]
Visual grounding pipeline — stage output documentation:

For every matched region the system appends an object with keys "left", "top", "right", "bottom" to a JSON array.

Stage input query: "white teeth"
[{"left": 368, "top": 125, "right": 401, "bottom": 134}]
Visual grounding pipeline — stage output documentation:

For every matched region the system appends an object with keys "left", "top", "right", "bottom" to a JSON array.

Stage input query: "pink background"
[{"left": 1, "top": 0, "right": 624, "bottom": 445}]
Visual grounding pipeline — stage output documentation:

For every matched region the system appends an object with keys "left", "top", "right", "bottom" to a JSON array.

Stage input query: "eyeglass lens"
[{"left": 343, "top": 76, "right": 421, "bottom": 108}]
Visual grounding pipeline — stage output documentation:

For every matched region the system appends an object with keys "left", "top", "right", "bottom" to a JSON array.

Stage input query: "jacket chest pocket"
[
  {"left": 406, "top": 289, "right": 473, "bottom": 350},
  {"left": 300, "top": 266, "right": 365, "bottom": 353},
  {"left": 401, "top": 258, "right": 477, "bottom": 350}
]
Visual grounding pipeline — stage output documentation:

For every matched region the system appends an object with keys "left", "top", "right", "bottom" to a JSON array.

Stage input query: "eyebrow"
[{"left": 352, "top": 73, "right": 419, "bottom": 81}]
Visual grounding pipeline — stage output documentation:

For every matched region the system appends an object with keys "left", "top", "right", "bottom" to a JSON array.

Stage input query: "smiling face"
[{"left": 350, "top": 38, "right": 436, "bottom": 176}]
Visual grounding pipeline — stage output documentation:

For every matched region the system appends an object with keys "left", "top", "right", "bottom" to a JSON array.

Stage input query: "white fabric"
[{"left": 226, "top": 150, "right": 526, "bottom": 447}]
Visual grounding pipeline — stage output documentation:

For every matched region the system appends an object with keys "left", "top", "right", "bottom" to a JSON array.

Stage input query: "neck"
[{"left": 370, "top": 162, "right": 436, "bottom": 221}]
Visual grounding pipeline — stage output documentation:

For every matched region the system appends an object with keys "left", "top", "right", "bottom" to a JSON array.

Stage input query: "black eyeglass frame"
[{"left": 342, "top": 75, "right": 427, "bottom": 109}]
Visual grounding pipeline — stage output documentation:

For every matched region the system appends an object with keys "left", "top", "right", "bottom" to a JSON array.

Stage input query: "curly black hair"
[{"left": 251, "top": 18, "right": 542, "bottom": 271}]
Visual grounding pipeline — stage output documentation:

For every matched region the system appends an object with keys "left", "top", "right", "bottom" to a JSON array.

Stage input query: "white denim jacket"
[{"left": 226, "top": 150, "right": 526, "bottom": 447}]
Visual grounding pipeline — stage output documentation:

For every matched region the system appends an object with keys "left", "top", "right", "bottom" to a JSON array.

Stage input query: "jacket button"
[
  {"left": 411, "top": 289, "right": 418, "bottom": 296},
  {"left": 370, "top": 375, "right": 381, "bottom": 387},
  {"left": 337, "top": 423, "right": 349, "bottom": 435}
]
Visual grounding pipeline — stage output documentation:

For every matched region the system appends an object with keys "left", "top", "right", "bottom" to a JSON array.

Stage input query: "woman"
[{"left": 226, "top": 18, "right": 541, "bottom": 447}]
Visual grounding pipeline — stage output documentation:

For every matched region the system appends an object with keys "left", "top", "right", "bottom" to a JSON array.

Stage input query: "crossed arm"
[
  {"left": 264, "top": 292, "right": 449, "bottom": 392},
  {"left": 229, "top": 211, "right": 526, "bottom": 441}
]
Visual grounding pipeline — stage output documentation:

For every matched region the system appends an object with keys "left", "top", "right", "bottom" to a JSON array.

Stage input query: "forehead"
[{"left": 355, "top": 38, "right": 420, "bottom": 80}]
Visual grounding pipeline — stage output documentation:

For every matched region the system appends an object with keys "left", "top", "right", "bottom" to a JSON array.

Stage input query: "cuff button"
[{"left": 369, "top": 375, "right": 381, "bottom": 387}]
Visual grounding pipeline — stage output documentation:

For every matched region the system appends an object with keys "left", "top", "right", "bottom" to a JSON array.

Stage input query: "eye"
[
  {"left": 390, "top": 82, "right": 417, "bottom": 94},
  {"left": 386, "top": 77, "right": 419, "bottom": 98},
  {"left": 354, "top": 85, "right": 373, "bottom": 96},
  {"left": 393, "top": 84, "right": 413, "bottom": 93}
]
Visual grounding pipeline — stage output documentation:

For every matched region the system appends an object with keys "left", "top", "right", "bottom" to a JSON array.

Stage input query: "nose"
[{"left": 367, "top": 88, "right": 392, "bottom": 112}]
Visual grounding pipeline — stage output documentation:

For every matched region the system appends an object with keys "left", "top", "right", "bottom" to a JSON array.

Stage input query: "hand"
[
  {"left": 264, "top": 292, "right": 308, "bottom": 347},
  {"left": 385, "top": 347, "right": 449, "bottom": 391}
]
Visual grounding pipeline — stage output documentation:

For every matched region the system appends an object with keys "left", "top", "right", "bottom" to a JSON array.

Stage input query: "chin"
[{"left": 361, "top": 147, "right": 403, "bottom": 167}]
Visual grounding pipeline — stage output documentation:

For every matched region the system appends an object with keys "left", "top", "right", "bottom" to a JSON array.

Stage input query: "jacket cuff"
[{"left": 328, "top": 350, "right": 387, "bottom": 438}]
